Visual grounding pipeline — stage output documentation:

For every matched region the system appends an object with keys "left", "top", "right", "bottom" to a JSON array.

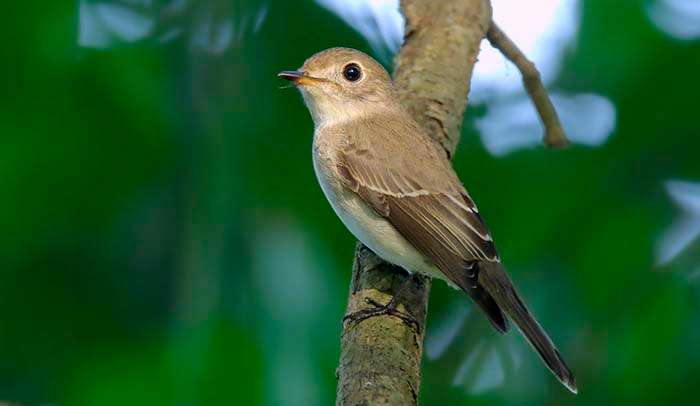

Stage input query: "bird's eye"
[{"left": 342, "top": 63, "right": 362, "bottom": 82}]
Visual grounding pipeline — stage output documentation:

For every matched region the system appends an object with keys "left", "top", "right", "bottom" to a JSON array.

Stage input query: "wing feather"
[
  {"left": 333, "top": 119, "right": 508, "bottom": 332},
  {"left": 338, "top": 147, "right": 498, "bottom": 265}
]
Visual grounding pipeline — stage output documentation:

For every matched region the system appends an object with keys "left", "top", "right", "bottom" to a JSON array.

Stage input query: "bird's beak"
[{"left": 277, "top": 70, "right": 321, "bottom": 86}]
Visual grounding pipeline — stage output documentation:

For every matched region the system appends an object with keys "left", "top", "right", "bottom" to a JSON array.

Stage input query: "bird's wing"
[
  {"left": 336, "top": 122, "right": 508, "bottom": 332},
  {"left": 336, "top": 120, "right": 499, "bottom": 265}
]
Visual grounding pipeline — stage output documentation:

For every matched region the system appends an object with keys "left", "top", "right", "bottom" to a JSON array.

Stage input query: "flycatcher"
[{"left": 279, "top": 47, "right": 576, "bottom": 393}]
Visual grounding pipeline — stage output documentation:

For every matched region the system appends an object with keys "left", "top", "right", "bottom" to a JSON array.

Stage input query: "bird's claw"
[{"left": 342, "top": 297, "right": 420, "bottom": 332}]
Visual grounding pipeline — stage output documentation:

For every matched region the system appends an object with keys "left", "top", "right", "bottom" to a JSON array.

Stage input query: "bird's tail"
[{"left": 477, "top": 261, "right": 578, "bottom": 394}]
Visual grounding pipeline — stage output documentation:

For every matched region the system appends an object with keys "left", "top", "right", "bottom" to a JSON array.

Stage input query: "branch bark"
[
  {"left": 335, "top": 1, "right": 492, "bottom": 405},
  {"left": 486, "top": 22, "right": 570, "bottom": 147}
]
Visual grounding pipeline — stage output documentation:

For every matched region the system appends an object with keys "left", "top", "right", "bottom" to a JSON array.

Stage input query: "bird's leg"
[{"left": 343, "top": 274, "right": 421, "bottom": 332}]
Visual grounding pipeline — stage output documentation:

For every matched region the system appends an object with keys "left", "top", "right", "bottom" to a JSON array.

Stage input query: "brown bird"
[{"left": 279, "top": 47, "right": 577, "bottom": 393}]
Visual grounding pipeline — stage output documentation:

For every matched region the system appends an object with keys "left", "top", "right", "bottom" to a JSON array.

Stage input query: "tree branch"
[
  {"left": 486, "top": 22, "right": 570, "bottom": 148},
  {"left": 335, "top": 1, "right": 492, "bottom": 404}
]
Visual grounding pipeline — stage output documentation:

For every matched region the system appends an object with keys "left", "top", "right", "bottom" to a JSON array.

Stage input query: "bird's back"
[{"left": 331, "top": 111, "right": 465, "bottom": 195}]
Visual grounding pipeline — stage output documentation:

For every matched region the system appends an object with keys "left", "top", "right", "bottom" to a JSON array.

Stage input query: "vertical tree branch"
[{"left": 336, "top": 1, "right": 492, "bottom": 405}]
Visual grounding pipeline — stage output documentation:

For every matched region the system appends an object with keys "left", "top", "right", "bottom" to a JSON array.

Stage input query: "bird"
[{"left": 278, "top": 47, "right": 577, "bottom": 394}]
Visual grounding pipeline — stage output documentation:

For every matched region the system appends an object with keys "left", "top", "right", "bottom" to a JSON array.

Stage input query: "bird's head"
[{"left": 279, "top": 47, "right": 397, "bottom": 127}]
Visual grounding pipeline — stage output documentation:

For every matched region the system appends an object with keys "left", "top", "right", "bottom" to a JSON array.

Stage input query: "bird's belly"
[{"left": 313, "top": 154, "right": 445, "bottom": 281}]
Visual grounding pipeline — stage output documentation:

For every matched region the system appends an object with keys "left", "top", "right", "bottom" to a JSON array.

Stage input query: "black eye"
[{"left": 343, "top": 63, "right": 362, "bottom": 82}]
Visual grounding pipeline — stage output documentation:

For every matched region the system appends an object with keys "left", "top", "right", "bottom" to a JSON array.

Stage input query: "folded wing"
[{"left": 337, "top": 144, "right": 509, "bottom": 333}]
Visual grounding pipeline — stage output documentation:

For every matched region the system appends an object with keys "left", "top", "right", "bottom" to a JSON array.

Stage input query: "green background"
[{"left": 2, "top": 0, "right": 699, "bottom": 404}]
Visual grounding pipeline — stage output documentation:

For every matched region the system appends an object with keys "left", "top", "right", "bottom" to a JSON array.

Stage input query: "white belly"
[{"left": 312, "top": 150, "right": 447, "bottom": 282}]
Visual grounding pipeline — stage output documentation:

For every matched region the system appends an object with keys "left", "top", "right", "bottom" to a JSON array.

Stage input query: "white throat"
[{"left": 301, "top": 91, "right": 369, "bottom": 130}]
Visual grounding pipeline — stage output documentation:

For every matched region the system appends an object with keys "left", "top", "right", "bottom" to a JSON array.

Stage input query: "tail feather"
[
  {"left": 448, "top": 262, "right": 510, "bottom": 334},
  {"left": 468, "top": 285, "right": 510, "bottom": 334},
  {"left": 477, "top": 261, "right": 578, "bottom": 394}
]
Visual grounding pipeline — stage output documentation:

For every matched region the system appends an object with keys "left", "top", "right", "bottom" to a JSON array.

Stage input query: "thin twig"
[{"left": 487, "top": 22, "right": 570, "bottom": 148}]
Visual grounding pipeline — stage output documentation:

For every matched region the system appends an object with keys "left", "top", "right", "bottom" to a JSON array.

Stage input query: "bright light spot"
[
  {"left": 469, "top": 1, "right": 617, "bottom": 156},
  {"left": 316, "top": 0, "right": 616, "bottom": 154},
  {"left": 158, "top": 27, "right": 183, "bottom": 44},
  {"left": 647, "top": 0, "right": 700, "bottom": 40},
  {"left": 472, "top": 0, "right": 580, "bottom": 99},
  {"left": 477, "top": 92, "right": 616, "bottom": 156},
  {"left": 79, "top": 1, "right": 269, "bottom": 51},
  {"left": 656, "top": 180, "right": 700, "bottom": 265},
  {"left": 449, "top": 334, "right": 522, "bottom": 394},
  {"left": 426, "top": 303, "right": 469, "bottom": 360},
  {"left": 452, "top": 342, "right": 504, "bottom": 393},
  {"left": 79, "top": 1, "right": 154, "bottom": 48},
  {"left": 426, "top": 300, "right": 526, "bottom": 394},
  {"left": 254, "top": 6, "right": 268, "bottom": 33},
  {"left": 186, "top": 3, "right": 270, "bottom": 52},
  {"left": 315, "top": 0, "right": 579, "bottom": 94},
  {"left": 315, "top": 0, "right": 403, "bottom": 60},
  {"left": 190, "top": 16, "right": 234, "bottom": 54}
]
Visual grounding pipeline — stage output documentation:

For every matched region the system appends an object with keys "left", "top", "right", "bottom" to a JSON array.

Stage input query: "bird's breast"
[{"left": 311, "top": 131, "right": 445, "bottom": 281}]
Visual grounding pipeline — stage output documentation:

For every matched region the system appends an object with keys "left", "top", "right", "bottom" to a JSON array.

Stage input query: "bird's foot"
[{"left": 343, "top": 297, "right": 420, "bottom": 332}]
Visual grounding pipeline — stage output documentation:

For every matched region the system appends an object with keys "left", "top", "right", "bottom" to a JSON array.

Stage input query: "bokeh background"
[{"left": 3, "top": 0, "right": 700, "bottom": 404}]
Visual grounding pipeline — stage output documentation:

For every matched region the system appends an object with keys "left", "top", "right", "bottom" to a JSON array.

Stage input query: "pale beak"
[
  {"left": 278, "top": 70, "right": 324, "bottom": 86},
  {"left": 278, "top": 70, "right": 304, "bottom": 83}
]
